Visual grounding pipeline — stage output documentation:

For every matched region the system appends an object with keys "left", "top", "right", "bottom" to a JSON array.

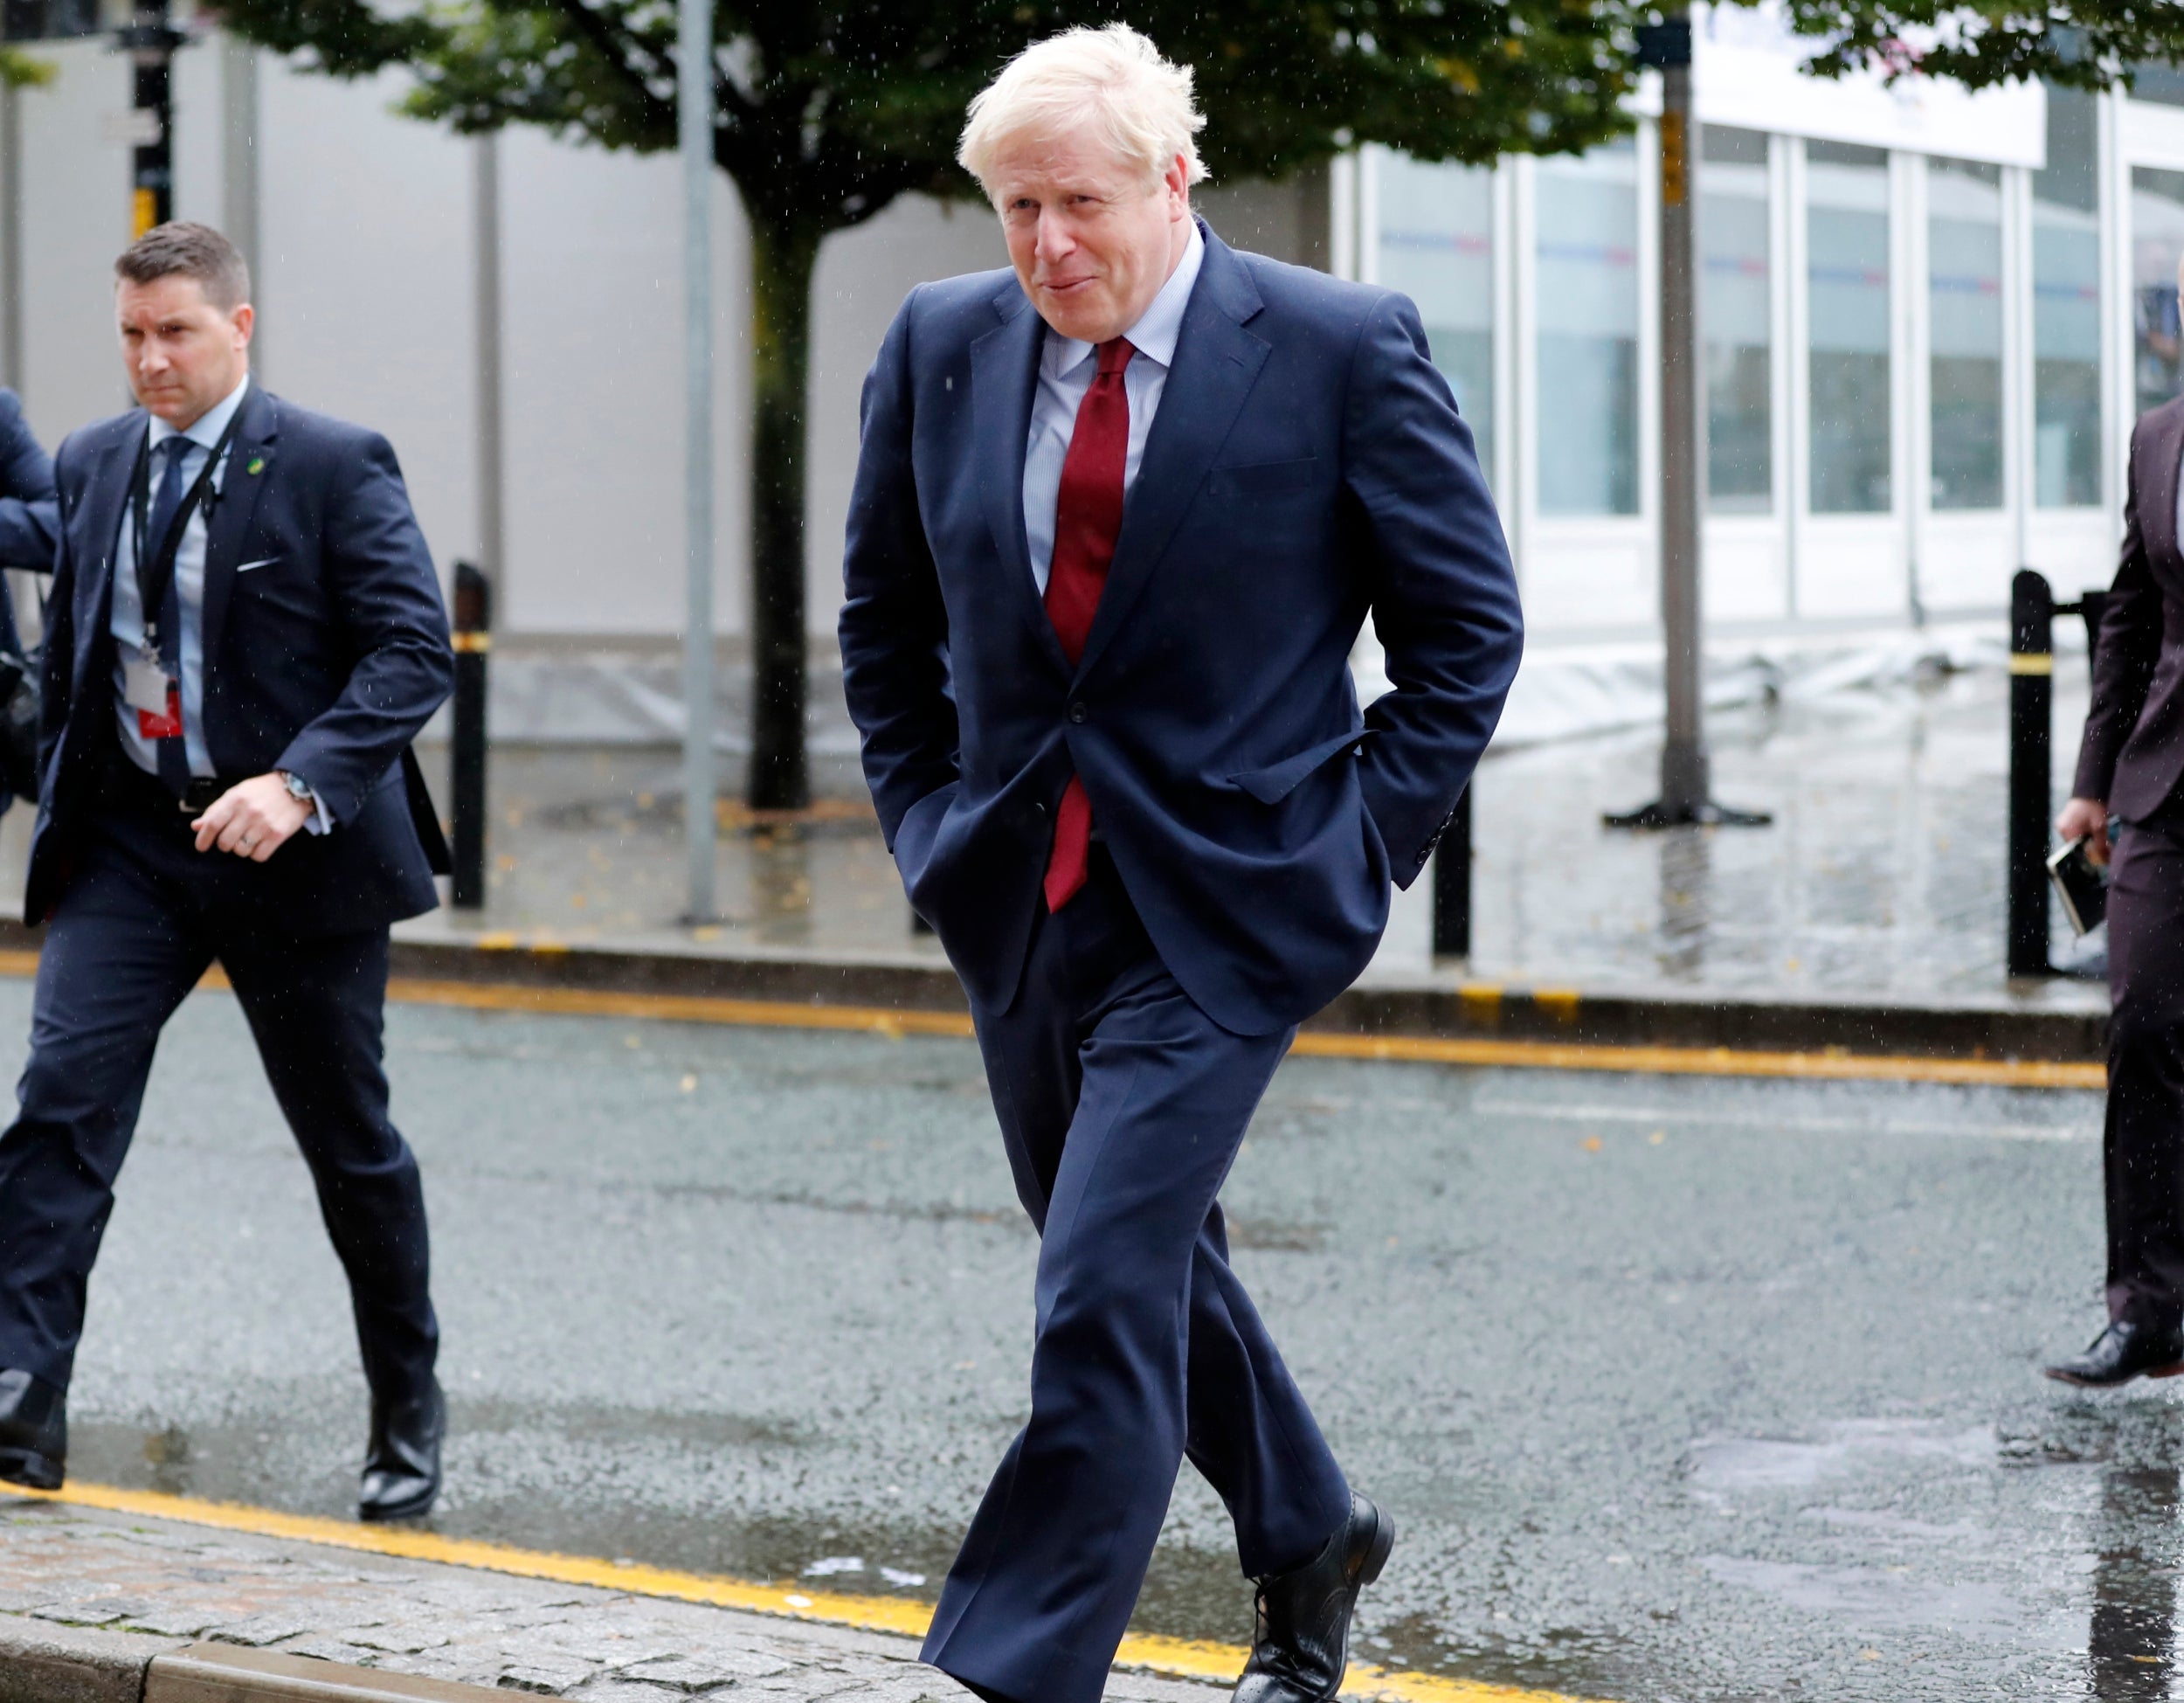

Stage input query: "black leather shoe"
[
  {"left": 1234, "top": 1492, "right": 1395, "bottom": 1703},
  {"left": 2045, "top": 1318, "right": 2184, "bottom": 1388},
  {"left": 359, "top": 1380, "right": 443, "bottom": 1521},
  {"left": 0, "top": 1368, "right": 65, "bottom": 1491}
]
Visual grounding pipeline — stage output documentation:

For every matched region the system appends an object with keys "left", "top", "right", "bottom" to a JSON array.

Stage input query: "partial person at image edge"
[
  {"left": 839, "top": 27, "right": 1523, "bottom": 1703},
  {"left": 0, "top": 390, "right": 62, "bottom": 814},
  {"left": 2049, "top": 239, "right": 2184, "bottom": 1390},
  {"left": 0, "top": 221, "right": 456, "bottom": 1520}
]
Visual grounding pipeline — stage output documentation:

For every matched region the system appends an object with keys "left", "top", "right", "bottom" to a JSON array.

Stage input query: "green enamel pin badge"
[{"left": 245, "top": 456, "right": 265, "bottom": 476}]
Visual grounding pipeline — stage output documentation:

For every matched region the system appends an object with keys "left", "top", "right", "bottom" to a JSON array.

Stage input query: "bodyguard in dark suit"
[
  {"left": 2051, "top": 372, "right": 2184, "bottom": 1387},
  {"left": 839, "top": 28, "right": 1521, "bottom": 1703},
  {"left": 0, "top": 224, "right": 454, "bottom": 1518}
]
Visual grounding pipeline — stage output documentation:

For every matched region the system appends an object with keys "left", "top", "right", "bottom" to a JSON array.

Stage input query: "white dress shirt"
[
  {"left": 1023, "top": 221, "right": 1206, "bottom": 595},
  {"left": 110, "top": 371, "right": 329, "bottom": 829}
]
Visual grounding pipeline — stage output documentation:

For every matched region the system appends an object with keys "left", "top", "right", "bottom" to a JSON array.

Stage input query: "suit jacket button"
[
  {"left": 1068, "top": 703, "right": 1088, "bottom": 724},
  {"left": 1032, "top": 800, "right": 1047, "bottom": 816}
]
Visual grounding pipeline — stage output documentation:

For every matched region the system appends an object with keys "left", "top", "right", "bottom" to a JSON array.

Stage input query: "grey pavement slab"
[{"left": 0, "top": 1498, "right": 1225, "bottom": 1702}]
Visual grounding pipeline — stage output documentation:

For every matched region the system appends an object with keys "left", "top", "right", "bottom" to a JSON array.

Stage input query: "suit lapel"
[
  {"left": 70, "top": 416, "right": 145, "bottom": 693},
  {"left": 1074, "top": 230, "right": 1268, "bottom": 682},
  {"left": 2146, "top": 398, "right": 2184, "bottom": 579},
  {"left": 198, "top": 384, "right": 279, "bottom": 672},
  {"left": 971, "top": 288, "right": 1070, "bottom": 675}
]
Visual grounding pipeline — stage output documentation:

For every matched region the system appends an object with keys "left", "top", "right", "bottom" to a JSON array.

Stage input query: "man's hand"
[
  {"left": 192, "top": 773, "right": 312, "bottom": 862},
  {"left": 2057, "top": 796, "right": 2111, "bottom": 867}
]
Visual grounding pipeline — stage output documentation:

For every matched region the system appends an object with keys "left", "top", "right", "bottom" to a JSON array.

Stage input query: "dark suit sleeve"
[
  {"left": 33, "top": 441, "right": 79, "bottom": 789},
  {"left": 2075, "top": 419, "right": 2164, "bottom": 801},
  {"left": 273, "top": 432, "right": 454, "bottom": 825},
  {"left": 839, "top": 287, "right": 959, "bottom": 848},
  {"left": 1344, "top": 291, "right": 1524, "bottom": 888},
  {"left": 0, "top": 390, "right": 58, "bottom": 574}
]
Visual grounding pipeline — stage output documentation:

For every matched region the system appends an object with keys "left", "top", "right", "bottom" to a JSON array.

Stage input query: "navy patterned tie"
[{"left": 148, "top": 437, "right": 194, "bottom": 795}]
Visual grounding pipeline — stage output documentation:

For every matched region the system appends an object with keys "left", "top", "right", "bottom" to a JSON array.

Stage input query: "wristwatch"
[{"left": 278, "top": 771, "right": 314, "bottom": 805}]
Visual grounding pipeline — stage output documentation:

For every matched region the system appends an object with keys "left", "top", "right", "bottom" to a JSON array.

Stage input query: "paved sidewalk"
[
  {"left": 0, "top": 668, "right": 2117, "bottom": 1062},
  {"left": 391, "top": 668, "right": 2104, "bottom": 1006},
  {"left": 0, "top": 1492, "right": 1237, "bottom": 1703}
]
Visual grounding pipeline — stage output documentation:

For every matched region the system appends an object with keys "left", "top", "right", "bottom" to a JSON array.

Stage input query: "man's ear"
[{"left": 232, "top": 303, "right": 255, "bottom": 349}]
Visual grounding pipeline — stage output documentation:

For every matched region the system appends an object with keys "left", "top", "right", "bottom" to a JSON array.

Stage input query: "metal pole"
[
  {"left": 1606, "top": 12, "right": 1768, "bottom": 832},
  {"left": 221, "top": 33, "right": 259, "bottom": 361},
  {"left": 123, "top": 1, "right": 178, "bottom": 237},
  {"left": 1430, "top": 786, "right": 1473, "bottom": 959},
  {"left": 1656, "top": 36, "right": 1705, "bottom": 814},
  {"left": 679, "top": 0, "right": 715, "bottom": 922},
  {"left": 0, "top": 80, "right": 20, "bottom": 392},
  {"left": 2007, "top": 568, "right": 2056, "bottom": 977},
  {"left": 450, "top": 562, "right": 491, "bottom": 910},
  {"left": 473, "top": 133, "right": 505, "bottom": 607}
]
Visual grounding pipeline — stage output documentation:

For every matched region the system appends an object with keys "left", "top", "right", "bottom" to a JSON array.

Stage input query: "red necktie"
[{"left": 1042, "top": 336, "right": 1133, "bottom": 911}]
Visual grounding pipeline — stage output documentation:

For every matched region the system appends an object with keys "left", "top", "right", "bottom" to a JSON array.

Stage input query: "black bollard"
[
  {"left": 451, "top": 560, "right": 491, "bottom": 910},
  {"left": 2007, "top": 568, "right": 2056, "bottom": 977},
  {"left": 1431, "top": 784, "right": 1473, "bottom": 959}
]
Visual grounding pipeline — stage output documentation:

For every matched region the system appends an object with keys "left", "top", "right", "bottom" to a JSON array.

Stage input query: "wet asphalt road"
[{"left": 24, "top": 976, "right": 2173, "bottom": 1701}]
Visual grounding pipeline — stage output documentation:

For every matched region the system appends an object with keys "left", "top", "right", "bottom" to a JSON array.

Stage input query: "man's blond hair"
[{"left": 959, "top": 24, "right": 1208, "bottom": 199}]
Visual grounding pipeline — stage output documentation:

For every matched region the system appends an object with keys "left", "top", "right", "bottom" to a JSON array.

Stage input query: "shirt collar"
[
  {"left": 148, "top": 370, "right": 252, "bottom": 452},
  {"left": 1043, "top": 219, "right": 1206, "bottom": 378}
]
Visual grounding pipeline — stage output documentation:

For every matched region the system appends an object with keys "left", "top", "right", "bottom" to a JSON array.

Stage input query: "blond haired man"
[{"left": 840, "top": 27, "right": 1522, "bottom": 1703}]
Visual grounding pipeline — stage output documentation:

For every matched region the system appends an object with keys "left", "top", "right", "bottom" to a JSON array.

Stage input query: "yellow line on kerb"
[
  {"left": 18, "top": 1481, "right": 1600, "bottom": 1703},
  {"left": 0, "top": 947, "right": 2105, "bottom": 1088},
  {"left": 373, "top": 974, "right": 2105, "bottom": 1090}
]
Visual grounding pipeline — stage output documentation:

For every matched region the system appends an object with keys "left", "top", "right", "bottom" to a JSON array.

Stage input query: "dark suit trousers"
[
  {"left": 0, "top": 761, "right": 437, "bottom": 1402},
  {"left": 922, "top": 849, "right": 1351, "bottom": 1703}
]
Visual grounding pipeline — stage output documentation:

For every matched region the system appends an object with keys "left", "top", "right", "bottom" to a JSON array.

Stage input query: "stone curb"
[
  {"left": 149, "top": 1644, "right": 502, "bottom": 1703},
  {"left": 0, "top": 917, "right": 2116, "bottom": 1067},
  {"left": 375, "top": 931, "right": 2116, "bottom": 1066},
  {"left": 0, "top": 1626, "right": 507, "bottom": 1703},
  {"left": 0, "top": 1618, "right": 182, "bottom": 1703}
]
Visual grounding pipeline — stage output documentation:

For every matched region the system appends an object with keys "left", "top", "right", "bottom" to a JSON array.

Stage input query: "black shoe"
[
  {"left": 0, "top": 1368, "right": 65, "bottom": 1491},
  {"left": 2045, "top": 1318, "right": 2184, "bottom": 1388},
  {"left": 1234, "top": 1492, "right": 1395, "bottom": 1703},
  {"left": 359, "top": 1380, "right": 443, "bottom": 1522}
]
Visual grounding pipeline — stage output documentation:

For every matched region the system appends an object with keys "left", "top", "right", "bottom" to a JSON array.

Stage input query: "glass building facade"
[{"left": 1346, "top": 78, "right": 2184, "bottom": 639}]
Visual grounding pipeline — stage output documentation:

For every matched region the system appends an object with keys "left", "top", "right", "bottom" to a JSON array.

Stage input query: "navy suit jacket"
[
  {"left": 840, "top": 224, "right": 1524, "bottom": 1035},
  {"left": 29, "top": 384, "right": 454, "bottom": 934},
  {"left": 0, "top": 390, "right": 57, "bottom": 579}
]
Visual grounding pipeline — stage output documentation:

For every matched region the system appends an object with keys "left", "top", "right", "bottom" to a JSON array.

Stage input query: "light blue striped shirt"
[{"left": 110, "top": 372, "right": 328, "bottom": 830}]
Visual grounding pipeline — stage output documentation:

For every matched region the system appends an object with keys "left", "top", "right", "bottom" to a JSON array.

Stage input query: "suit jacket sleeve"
[
  {"left": 33, "top": 442, "right": 79, "bottom": 788},
  {"left": 0, "top": 390, "right": 57, "bottom": 575},
  {"left": 839, "top": 286, "right": 960, "bottom": 848},
  {"left": 2075, "top": 418, "right": 2164, "bottom": 801},
  {"left": 273, "top": 432, "right": 454, "bottom": 825},
  {"left": 1344, "top": 291, "right": 1524, "bottom": 888}
]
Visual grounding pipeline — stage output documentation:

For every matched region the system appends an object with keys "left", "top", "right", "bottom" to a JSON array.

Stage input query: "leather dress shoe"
[
  {"left": 2045, "top": 1318, "right": 2184, "bottom": 1388},
  {"left": 0, "top": 1369, "right": 64, "bottom": 1491},
  {"left": 359, "top": 1381, "right": 444, "bottom": 1522},
  {"left": 1234, "top": 1492, "right": 1395, "bottom": 1703}
]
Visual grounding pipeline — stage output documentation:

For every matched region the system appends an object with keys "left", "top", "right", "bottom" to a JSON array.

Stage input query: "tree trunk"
[{"left": 745, "top": 212, "right": 819, "bottom": 811}]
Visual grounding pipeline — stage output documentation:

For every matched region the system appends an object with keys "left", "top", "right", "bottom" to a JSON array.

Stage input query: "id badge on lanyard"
[
  {"left": 128, "top": 412, "right": 238, "bottom": 744},
  {"left": 122, "top": 658, "right": 181, "bottom": 738}
]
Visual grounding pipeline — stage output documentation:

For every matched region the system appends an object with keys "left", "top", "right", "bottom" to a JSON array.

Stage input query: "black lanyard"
[{"left": 128, "top": 406, "right": 243, "bottom": 668}]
